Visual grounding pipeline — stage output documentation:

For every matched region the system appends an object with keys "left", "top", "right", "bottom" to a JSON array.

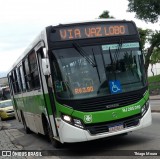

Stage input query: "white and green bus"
[{"left": 8, "top": 20, "right": 152, "bottom": 148}]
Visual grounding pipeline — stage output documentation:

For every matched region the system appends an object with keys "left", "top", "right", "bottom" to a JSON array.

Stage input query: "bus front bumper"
[{"left": 58, "top": 106, "right": 152, "bottom": 143}]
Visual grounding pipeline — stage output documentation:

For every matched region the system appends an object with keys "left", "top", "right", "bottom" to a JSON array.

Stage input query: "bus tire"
[
  {"left": 21, "top": 112, "right": 31, "bottom": 134},
  {"left": 45, "top": 120, "right": 62, "bottom": 148}
]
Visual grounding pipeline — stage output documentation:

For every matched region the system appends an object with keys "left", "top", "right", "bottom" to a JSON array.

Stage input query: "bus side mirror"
[{"left": 42, "top": 58, "right": 51, "bottom": 76}]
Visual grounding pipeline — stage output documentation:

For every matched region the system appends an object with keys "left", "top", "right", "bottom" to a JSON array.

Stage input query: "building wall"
[
  {"left": 0, "top": 77, "right": 8, "bottom": 87},
  {"left": 148, "top": 63, "right": 160, "bottom": 77}
]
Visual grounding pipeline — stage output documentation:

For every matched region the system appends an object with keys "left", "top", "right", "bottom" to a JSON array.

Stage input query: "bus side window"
[
  {"left": 28, "top": 51, "right": 40, "bottom": 89},
  {"left": 20, "top": 64, "right": 26, "bottom": 92},
  {"left": 8, "top": 75, "right": 13, "bottom": 96},
  {"left": 9, "top": 73, "right": 14, "bottom": 94},
  {"left": 16, "top": 67, "right": 22, "bottom": 93},
  {"left": 24, "top": 57, "right": 32, "bottom": 90},
  {"left": 12, "top": 70, "right": 19, "bottom": 94}
]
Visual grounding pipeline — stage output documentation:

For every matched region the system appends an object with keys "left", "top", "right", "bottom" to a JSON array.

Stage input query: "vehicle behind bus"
[{"left": 0, "top": 86, "right": 11, "bottom": 100}]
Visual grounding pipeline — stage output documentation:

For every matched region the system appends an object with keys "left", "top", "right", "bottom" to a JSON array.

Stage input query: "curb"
[
  {"left": 150, "top": 96, "right": 160, "bottom": 100},
  {"left": 151, "top": 110, "right": 160, "bottom": 113}
]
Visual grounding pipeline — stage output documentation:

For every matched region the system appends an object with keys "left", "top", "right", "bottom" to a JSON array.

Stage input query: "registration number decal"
[{"left": 122, "top": 105, "right": 141, "bottom": 113}]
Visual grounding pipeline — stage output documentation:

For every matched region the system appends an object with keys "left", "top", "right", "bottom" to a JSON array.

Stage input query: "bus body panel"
[
  {"left": 57, "top": 92, "right": 148, "bottom": 124},
  {"left": 59, "top": 106, "right": 151, "bottom": 143}
]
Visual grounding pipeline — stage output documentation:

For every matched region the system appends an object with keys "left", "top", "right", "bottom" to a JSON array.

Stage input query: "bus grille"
[
  {"left": 60, "top": 87, "right": 146, "bottom": 112},
  {"left": 75, "top": 92, "right": 143, "bottom": 112},
  {"left": 85, "top": 114, "right": 141, "bottom": 135}
]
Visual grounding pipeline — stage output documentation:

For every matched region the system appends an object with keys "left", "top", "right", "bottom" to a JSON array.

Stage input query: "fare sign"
[{"left": 58, "top": 23, "right": 131, "bottom": 40}]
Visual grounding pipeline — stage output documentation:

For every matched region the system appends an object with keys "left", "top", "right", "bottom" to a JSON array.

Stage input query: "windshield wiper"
[
  {"left": 114, "top": 38, "right": 123, "bottom": 63},
  {"left": 109, "top": 47, "right": 114, "bottom": 66},
  {"left": 72, "top": 42, "right": 96, "bottom": 67},
  {"left": 108, "top": 47, "right": 116, "bottom": 80},
  {"left": 92, "top": 48, "right": 101, "bottom": 83},
  {"left": 73, "top": 42, "right": 101, "bottom": 83}
]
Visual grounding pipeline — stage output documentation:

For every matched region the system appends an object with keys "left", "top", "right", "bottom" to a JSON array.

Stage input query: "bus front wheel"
[{"left": 45, "top": 121, "right": 62, "bottom": 148}]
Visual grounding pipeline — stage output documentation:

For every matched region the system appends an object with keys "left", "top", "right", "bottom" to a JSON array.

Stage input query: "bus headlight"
[
  {"left": 63, "top": 115, "right": 72, "bottom": 123},
  {"left": 141, "top": 100, "right": 149, "bottom": 116},
  {"left": 62, "top": 114, "right": 84, "bottom": 129}
]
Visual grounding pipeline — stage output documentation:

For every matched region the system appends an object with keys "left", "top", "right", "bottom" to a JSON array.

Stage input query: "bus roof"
[{"left": 53, "top": 19, "right": 132, "bottom": 26}]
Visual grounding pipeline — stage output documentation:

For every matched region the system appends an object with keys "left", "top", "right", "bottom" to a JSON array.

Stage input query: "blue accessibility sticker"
[{"left": 109, "top": 80, "right": 122, "bottom": 94}]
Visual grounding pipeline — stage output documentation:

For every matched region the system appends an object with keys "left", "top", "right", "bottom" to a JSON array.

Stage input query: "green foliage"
[
  {"left": 149, "top": 31, "right": 160, "bottom": 47},
  {"left": 137, "top": 28, "right": 160, "bottom": 73},
  {"left": 148, "top": 74, "right": 160, "bottom": 83},
  {"left": 138, "top": 28, "right": 152, "bottom": 50},
  {"left": 150, "top": 48, "right": 160, "bottom": 65},
  {"left": 148, "top": 74, "right": 160, "bottom": 91},
  {"left": 138, "top": 29, "right": 160, "bottom": 51},
  {"left": 99, "top": 10, "right": 114, "bottom": 19},
  {"left": 148, "top": 84, "right": 160, "bottom": 91},
  {"left": 128, "top": 0, "right": 160, "bottom": 23}
]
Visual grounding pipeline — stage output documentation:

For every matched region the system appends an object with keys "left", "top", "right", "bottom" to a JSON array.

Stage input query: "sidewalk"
[
  {"left": 0, "top": 122, "right": 56, "bottom": 159},
  {"left": 150, "top": 95, "right": 160, "bottom": 113},
  {"left": 0, "top": 122, "right": 25, "bottom": 159},
  {"left": 150, "top": 95, "right": 160, "bottom": 100}
]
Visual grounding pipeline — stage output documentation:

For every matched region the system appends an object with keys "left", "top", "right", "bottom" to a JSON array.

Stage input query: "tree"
[
  {"left": 138, "top": 28, "right": 160, "bottom": 74},
  {"left": 127, "top": 0, "right": 160, "bottom": 74},
  {"left": 150, "top": 48, "right": 160, "bottom": 76},
  {"left": 138, "top": 28, "right": 151, "bottom": 50},
  {"left": 127, "top": 0, "right": 160, "bottom": 23},
  {"left": 145, "top": 31, "right": 160, "bottom": 74},
  {"left": 99, "top": 10, "right": 114, "bottom": 19}
]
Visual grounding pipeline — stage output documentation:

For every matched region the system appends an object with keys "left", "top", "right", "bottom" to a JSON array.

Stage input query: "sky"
[{"left": 0, "top": 0, "right": 159, "bottom": 75}]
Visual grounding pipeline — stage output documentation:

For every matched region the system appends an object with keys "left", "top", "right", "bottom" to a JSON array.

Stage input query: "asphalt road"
[{"left": 1, "top": 108, "right": 160, "bottom": 159}]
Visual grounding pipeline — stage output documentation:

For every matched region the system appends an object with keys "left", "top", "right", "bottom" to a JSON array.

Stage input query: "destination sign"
[{"left": 57, "top": 22, "right": 136, "bottom": 41}]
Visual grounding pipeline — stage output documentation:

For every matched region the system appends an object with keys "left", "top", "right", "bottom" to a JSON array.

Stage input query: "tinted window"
[{"left": 28, "top": 52, "right": 40, "bottom": 89}]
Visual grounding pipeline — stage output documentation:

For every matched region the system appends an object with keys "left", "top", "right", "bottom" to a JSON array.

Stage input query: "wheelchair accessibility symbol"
[{"left": 109, "top": 80, "right": 122, "bottom": 94}]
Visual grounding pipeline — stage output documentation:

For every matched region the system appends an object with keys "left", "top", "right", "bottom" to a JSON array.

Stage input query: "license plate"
[{"left": 108, "top": 123, "right": 124, "bottom": 132}]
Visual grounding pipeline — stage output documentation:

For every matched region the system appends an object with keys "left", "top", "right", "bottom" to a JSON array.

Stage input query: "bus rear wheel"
[{"left": 21, "top": 112, "right": 31, "bottom": 134}]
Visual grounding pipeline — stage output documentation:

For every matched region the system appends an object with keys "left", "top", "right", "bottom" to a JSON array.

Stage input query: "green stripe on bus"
[{"left": 56, "top": 90, "right": 149, "bottom": 124}]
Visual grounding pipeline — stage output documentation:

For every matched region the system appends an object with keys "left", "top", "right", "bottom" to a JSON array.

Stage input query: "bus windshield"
[{"left": 52, "top": 42, "right": 146, "bottom": 99}]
